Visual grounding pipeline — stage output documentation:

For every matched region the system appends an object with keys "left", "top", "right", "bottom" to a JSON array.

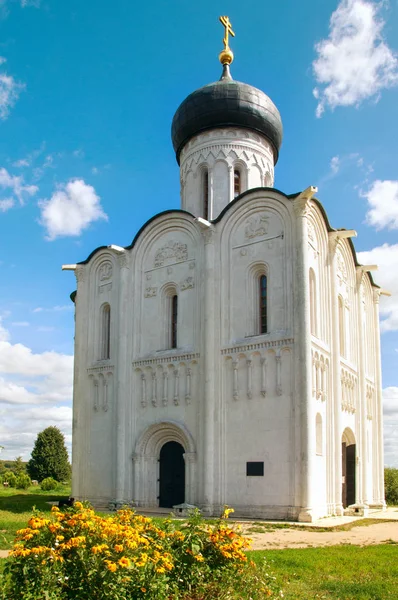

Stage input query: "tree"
[
  {"left": 27, "top": 427, "right": 71, "bottom": 482},
  {"left": 14, "top": 456, "right": 26, "bottom": 475}
]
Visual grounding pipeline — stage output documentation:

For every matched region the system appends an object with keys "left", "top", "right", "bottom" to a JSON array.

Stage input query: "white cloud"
[
  {"left": 33, "top": 305, "right": 73, "bottom": 313},
  {"left": 313, "top": 0, "right": 398, "bottom": 117},
  {"left": 0, "top": 197, "right": 14, "bottom": 212},
  {"left": 11, "top": 321, "right": 29, "bottom": 327},
  {"left": 39, "top": 179, "right": 108, "bottom": 240},
  {"left": 12, "top": 158, "right": 30, "bottom": 168},
  {"left": 383, "top": 387, "right": 398, "bottom": 467},
  {"left": 357, "top": 243, "right": 398, "bottom": 332},
  {"left": 330, "top": 155, "right": 340, "bottom": 174},
  {"left": 0, "top": 167, "right": 38, "bottom": 205},
  {"left": 21, "top": 0, "right": 41, "bottom": 7},
  {"left": 73, "top": 149, "right": 84, "bottom": 158},
  {"left": 0, "top": 319, "right": 73, "bottom": 459},
  {"left": 362, "top": 179, "right": 398, "bottom": 230},
  {"left": 0, "top": 58, "right": 24, "bottom": 119}
]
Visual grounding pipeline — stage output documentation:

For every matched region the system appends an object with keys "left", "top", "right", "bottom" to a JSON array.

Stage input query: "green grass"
[
  {"left": 0, "top": 485, "right": 71, "bottom": 550},
  {"left": 250, "top": 544, "right": 398, "bottom": 599}
]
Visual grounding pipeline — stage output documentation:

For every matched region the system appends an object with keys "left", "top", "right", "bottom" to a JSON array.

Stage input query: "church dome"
[{"left": 171, "top": 65, "right": 283, "bottom": 165}]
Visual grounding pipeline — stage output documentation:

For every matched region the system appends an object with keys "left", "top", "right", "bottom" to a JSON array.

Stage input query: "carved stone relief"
[
  {"left": 99, "top": 261, "right": 113, "bottom": 282},
  {"left": 144, "top": 287, "right": 157, "bottom": 298},
  {"left": 245, "top": 214, "right": 269, "bottom": 239},
  {"left": 180, "top": 277, "right": 195, "bottom": 291},
  {"left": 154, "top": 241, "right": 188, "bottom": 267}
]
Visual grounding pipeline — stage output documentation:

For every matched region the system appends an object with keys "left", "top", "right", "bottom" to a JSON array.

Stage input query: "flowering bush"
[{"left": 1, "top": 502, "right": 283, "bottom": 599}]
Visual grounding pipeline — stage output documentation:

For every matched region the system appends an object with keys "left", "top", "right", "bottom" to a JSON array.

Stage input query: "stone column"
[
  {"left": 201, "top": 225, "right": 216, "bottom": 513},
  {"left": 72, "top": 265, "right": 88, "bottom": 500},
  {"left": 184, "top": 452, "right": 197, "bottom": 505},
  {"left": 293, "top": 193, "right": 315, "bottom": 522},
  {"left": 115, "top": 253, "right": 130, "bottom": 505},
  {"left": 328, "top": 234, "right": 343, "bottom": 516},
  {"left": 356, "top": 269, "right": 368, "bottom": 507},
  {"left": 373, "top": 290, "right": 386, "bottom": 508}
]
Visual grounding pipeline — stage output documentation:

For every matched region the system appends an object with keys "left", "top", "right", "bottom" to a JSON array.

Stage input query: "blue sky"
[{"left": 0, "top": 0, "right": 397, "bottom": 466}]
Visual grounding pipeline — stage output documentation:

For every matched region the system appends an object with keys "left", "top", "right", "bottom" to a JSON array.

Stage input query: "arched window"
[
  {"left": 309, "top": 268, "right": 317, "bottom": 336},
  {"left": 234, "top": 169, "right": 241, "bottom": 198},
  {"left": 171, "top": 294, "right": 178, "bottom": 349},
  {"left": 316, "top": 413, "right": 323, "bottom": 455},
  {"left": 100, "top": 303, "right": 110, "bottom": 360},
  {"left": 338, "top": 295, "right": 345, "bottom": 357},
  {"left": 259, "top": 275, "right": 267, "bottom": 334},
  {"left": 203, "top": 169, "right": 209, "bottom": 219}
]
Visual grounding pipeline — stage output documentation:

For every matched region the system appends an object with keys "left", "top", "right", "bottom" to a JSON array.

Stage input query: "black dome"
[{"left": 171, "top": 67, "right": 283, "bottom": 165}]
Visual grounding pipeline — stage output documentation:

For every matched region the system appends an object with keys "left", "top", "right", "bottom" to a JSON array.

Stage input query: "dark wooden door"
[
  {"left": 342, "top": 442, "right": 356, "bottom": 508},
  {"left": 342, "top": 442, "right": 347, "bottom": 507},
  {"left": 159, "top": 441, "right": 185, "bottom": 508},
  {"left": 346, "top": 444, "right": 356, "bottom": 506}
]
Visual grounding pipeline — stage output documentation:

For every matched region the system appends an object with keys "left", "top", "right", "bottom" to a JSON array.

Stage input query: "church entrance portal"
[
  {"left": 342, "top": 430, "right": 356, "bottom": 508},
  {"left": 159, "top": 441, "right": 185, "bottom": 508}
]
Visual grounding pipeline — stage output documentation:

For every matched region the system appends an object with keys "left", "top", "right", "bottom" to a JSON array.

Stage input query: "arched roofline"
[
  {"left": 73, "top": 188, "right": 379, "bottom": 292},
  {"left": 77, "top": 209, "right": 196, "bottom": 265},
  {"left": 213, "top": 187, "right": 379, "bottom": 289}
]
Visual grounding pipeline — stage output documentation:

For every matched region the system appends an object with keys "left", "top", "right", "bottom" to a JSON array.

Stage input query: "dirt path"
[{"left": 242, "top": 521, "right": 398, "bottom": 550}]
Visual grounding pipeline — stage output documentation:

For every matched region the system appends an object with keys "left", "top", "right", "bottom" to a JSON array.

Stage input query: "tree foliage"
[
  {"left": 27, "top": 427, "right": 71, "bottom": 483},
  {"left": 385, "top": 467, "right": 398, "bottom": 505}
]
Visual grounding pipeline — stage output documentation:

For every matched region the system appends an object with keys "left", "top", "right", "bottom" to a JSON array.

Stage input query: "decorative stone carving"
[
  {"left": 146, "top": 273, "right": 152, "bottom": 281},
  {"left": 189, "top": 261, "right": 195, "bottom": 270},
  {"left": 154, "top": 241, "right": 188, "bottom": 267},
  {"left": 118, "top": 253, "right": 129, "bottom": 270},
  {"left": 167, "top": 267, "right": 173, "bottom": 275},
  {"left": 245, "top": 214, "right": 269, "bottom": 239},
  {"left": 144, "top": 287, "right": 157, "bottom": 298},
  {"left": 75, "top": 266, "right": 86, "bottom": 283},
  {"left": 336, "top": 249, "right": 347, "bottom": 283},
  {"left": 99, "top": 261, "right": 113, "bottom": 282},
  {"left": 180, "top": 277, "right": 195, "bottom": 291}
]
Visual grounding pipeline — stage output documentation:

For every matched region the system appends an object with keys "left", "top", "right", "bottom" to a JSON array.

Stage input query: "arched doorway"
[
  {"left": 159, "top": 441, "right": 185, "bottom": 508},
  {"left": 342, "top": 428, "right": 356, "bottom": 508},
  {"left": 133, "top": 421, "right": 196, "bottom": 508}
]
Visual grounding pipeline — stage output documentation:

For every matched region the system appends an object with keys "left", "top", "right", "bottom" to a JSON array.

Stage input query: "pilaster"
[
  {"left": 201, "top": 224, "right": 216, "bottom": 513},
  {"left": 115, "top": 252, "right": 130, "bottom": 505},
  {"left": 373, "top": 289, "right": 387, "bottom": 508},
  {"left": 293, "top": 190, "right": 315, "bottom": 522}
]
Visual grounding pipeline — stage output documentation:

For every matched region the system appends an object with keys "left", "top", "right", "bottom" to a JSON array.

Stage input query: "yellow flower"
[
  {"left": 114, "top": 544, "right": 124, "bottom": 553},
  {"left": 51, "top": 505, "right": 60, "bottom": 513},
  {"left": 74, "top": 501, "right": 83, "bottom": 510},
  {"left": 105, "top": 560, "right": 117, "bottom": 572},
  {"left": 118, "top": 556, "right": 130, "bottom": 568},
  {"left": 156, "top": 567, "right": 166, "bottom": 573}
]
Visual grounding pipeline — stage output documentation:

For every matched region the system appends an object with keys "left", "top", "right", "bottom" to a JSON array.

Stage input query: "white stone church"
[{"left": 65, "top": 22, "right": 386, "bottom": 521}]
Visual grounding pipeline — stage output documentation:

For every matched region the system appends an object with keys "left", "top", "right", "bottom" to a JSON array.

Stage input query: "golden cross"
[{"left": 219, "top": 15, "right": 235, "bottom": 50}]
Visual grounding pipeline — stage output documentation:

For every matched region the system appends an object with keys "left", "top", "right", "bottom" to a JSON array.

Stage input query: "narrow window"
[
  {"left": 259, "top": 275, "right": 267, "bottom": 334},
  {"left": 171, "top": 294, "right": 178, "bottom": 349},
  {"left": 309, "top": 269, "right": 317, "bottom": 336},
  {"left": 338, "top": 296, "right": 345, "bottom": 357},
  {"left": 203, "top": 169, "right": 209, "bottom": 219},
  {"left": 234, "top": 169, "right": 241, "bottom": 198},
  {"left": 100, "top": 304, "right": 111, "bottom": 360}
]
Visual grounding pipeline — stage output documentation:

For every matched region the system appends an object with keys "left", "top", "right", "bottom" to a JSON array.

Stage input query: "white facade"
[{"left": 69, "top": 124, "right": 385, "bottom": 521}]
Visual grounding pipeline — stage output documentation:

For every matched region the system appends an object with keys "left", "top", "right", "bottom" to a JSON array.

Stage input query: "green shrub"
[
  {"left": 15, "top": 473, "right": 31, "bottom": 490},
  {"left": 3, "top": 471, "right": 17, "bottom": 488},
  {"left": 40, "top": 477, "right": 59, "bottom": 491},
  {"left": 385, "top": 467, "right": 398, "bottom": 505}
]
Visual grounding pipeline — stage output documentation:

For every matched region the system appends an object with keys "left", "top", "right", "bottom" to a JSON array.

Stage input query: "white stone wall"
[{"left": 71, "top": 187, "right": 385, "bottom": 519}]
